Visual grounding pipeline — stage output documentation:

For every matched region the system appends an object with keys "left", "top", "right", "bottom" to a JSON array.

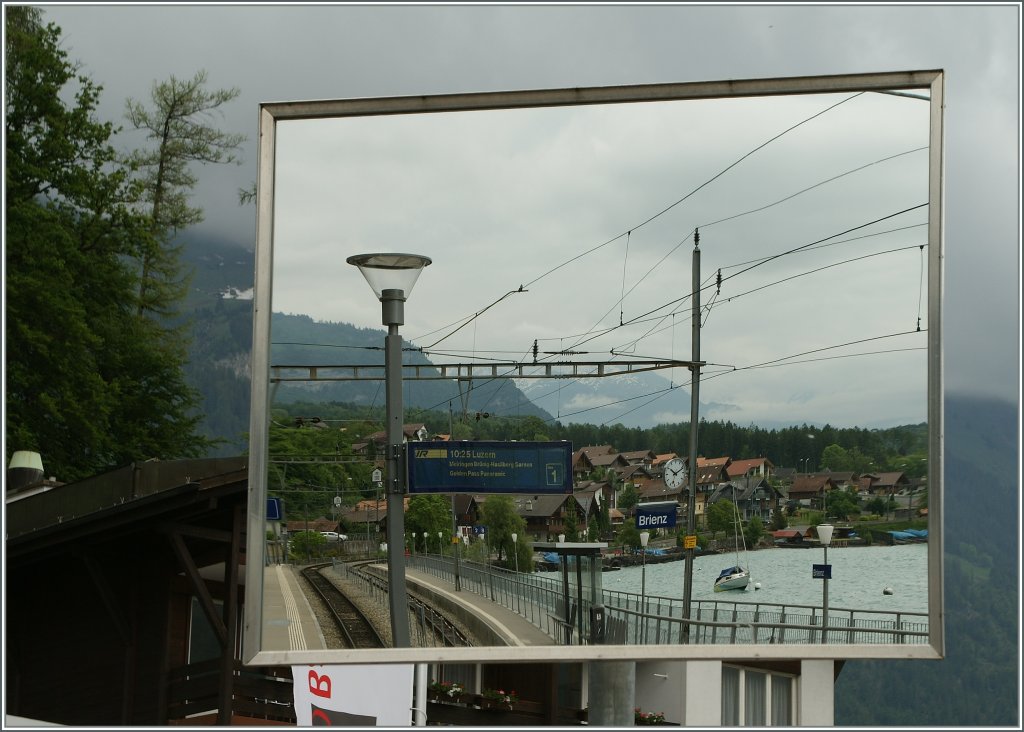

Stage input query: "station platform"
[
  {"left": 403, "top": 566, "right": 556, "bottom": 647},
  {"left": 260, "top": 561, "right": 557, "bottom": 651},
  {"left": 261, "top": 563, "right": 327, "bottom": 652}
]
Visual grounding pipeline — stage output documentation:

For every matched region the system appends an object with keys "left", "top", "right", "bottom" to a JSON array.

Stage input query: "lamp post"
[
  {"left": 640, "top": 530, "right": 650, "bottom": 643},
  {"left": 818, "top": 523, "right": 834, "bottom": 643},
  {"left": 347, "top": 252, "right": 431, "bottom": 649},
  {"left": 437, "top": 531, "right": 443, "bottom": 557},
  {"left": 511, "top": 532, "right": 519, "bottom": 612}
]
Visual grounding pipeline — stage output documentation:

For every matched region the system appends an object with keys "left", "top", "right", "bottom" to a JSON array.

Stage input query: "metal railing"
[{"left": 407, "top": 554, "right": 929, "bottom": 646}]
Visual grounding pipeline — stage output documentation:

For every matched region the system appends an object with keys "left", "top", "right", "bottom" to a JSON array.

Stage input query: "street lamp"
[
  {"left": 511, "top": 532, "right": 520, "bottom": 612},
  {"left": 347, "top": 252, "right": 432, "bottom": 649},
  {"left": 818, "top": 523, "right": 834, "bottom": 643},
  {"left": 437, "top": 531, "right": 443, "bottom": 556},
  {"left": 640, "top": 530, "right": 650, "bottom": 643}
]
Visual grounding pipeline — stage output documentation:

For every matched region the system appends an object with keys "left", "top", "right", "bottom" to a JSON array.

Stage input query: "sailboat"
[{"left": 714, "top": 501, "right": 750, "bottom": 592}]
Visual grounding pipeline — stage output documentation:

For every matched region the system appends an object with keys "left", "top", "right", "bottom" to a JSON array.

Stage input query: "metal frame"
[{"left": 243, "top": 70, "right": 944, "bottom": 665}]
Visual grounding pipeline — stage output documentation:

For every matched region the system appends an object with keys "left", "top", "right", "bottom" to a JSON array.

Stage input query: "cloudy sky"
[{"left": 36, "top": 3, "right": 1020, "bottom": 429}]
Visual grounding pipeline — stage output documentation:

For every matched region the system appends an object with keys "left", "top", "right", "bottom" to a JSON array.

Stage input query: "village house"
[
  {"left": 725, "top": 456, "right": 775, "bottom": 480},
  {"left": 707, "top": 474, "right": 783, "bottom": 524},
  {"left": 865, "top": 471, "right": 911, "bottom": 497},
  {"left": 472, "top": 493, "right": 584, "bottom": 542},
  {"left": 696, "top": 456, "right": 731, "bottom": 491},
  {"left": 787, "top": 474, "right": 839, "bottom": 510},
  {"left": 618, "top": 449, "right": 658, "bottom": 470},
  {"left": 571, "top": 445, "right": 616, "bottom": 480},
  {"left": 638, "top": 477, "right": 685, "bottom": 506}
]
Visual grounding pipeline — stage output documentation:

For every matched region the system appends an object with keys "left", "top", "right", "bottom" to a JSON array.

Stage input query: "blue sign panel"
[
  {"left": 266, "top": 497, "right": 282, "bottom": 521},
  {"left": 812, "top": 563, "right": 832, "bottom": 579},
  {"left": 635, "top": 501, "right": 678, "bottom": 529},
  {"left": 408, "top": 440, "right": 572, "bottom": 494}
]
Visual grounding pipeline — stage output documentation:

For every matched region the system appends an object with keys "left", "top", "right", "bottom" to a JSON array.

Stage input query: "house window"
[{"left": 722, "top": 665, "right": 795, "bottom": 726}]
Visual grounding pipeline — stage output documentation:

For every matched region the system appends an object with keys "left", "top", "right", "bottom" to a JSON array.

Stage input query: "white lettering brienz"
[{"left": 638, "top": 514, "right": 669, "bottom": 527}]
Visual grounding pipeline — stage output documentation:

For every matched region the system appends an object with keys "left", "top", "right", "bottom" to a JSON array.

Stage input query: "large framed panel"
[{"left": 244, "top": 71, "right": 944, "bottom": 665}]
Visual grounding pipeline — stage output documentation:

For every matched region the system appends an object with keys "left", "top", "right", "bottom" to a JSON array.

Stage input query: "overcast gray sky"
[{"left": 34, "top": 2, "right": 1021, "bottom": 428}]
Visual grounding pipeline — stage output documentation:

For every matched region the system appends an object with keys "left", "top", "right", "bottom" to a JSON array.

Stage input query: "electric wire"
[
  {"left": 699, "top": 147, "right": 927, "bottom": 231},
  {"left": 413, "top": 91, "right": 868, "bottom": 349}
]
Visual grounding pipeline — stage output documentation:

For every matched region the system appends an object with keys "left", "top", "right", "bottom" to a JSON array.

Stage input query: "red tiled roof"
[{"left": 726, "top": 457, "right": 774, "bottom": 477}]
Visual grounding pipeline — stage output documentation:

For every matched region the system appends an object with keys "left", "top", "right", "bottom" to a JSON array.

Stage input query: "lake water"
[{"left": 599, "top": 543, "right": 928, "bottom": 614}]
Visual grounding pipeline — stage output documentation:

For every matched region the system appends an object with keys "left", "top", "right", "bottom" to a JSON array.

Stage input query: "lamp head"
[
  {"left": 818, "top": 523, "right": 835, "bottom": 546},
  {"left": 511, "top": 533, "right": 518, "bottom": 543},
  {"left": 346, "top": 253, "right": 432, "bottom": 300},
  {"left": 640, "top": 530, "right": 650, "bottom": 547},
  {"left": 558, "top": 533, "right": 566, "bottom": 544}
]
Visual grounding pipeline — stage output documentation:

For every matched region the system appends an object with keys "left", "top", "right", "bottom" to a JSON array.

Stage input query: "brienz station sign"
[
  {"left": 634, "top": 501, "right": 678, "bottom": 529},
  {"left": 635, "top": 500, "right": 696, "bottom": 548},
  {"left": 407, "top": 440, "right": 572, "bottom": 495}
]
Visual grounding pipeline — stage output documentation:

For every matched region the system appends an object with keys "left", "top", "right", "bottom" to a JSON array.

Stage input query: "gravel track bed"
[{"left": 299, "top": 564, "right": 482, "bottom": 648}]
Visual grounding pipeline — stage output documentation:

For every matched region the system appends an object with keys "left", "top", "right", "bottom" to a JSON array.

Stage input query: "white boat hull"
[{"left": 714, "top": 569, "right": 750, "bottom": 592}]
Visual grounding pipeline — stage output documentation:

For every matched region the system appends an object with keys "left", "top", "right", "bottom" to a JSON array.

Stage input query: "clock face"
[{"left": 664, "top": 458, "right": 687, "bottom": 489}]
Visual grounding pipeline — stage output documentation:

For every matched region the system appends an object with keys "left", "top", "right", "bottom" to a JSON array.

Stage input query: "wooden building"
[{"left": 5, "top": 456, "right": 295, "bottom": 726}]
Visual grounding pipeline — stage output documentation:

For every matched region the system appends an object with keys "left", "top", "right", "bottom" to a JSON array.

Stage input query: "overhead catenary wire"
[
  {"left": 413, "top": 92, "right": 870, "bottom": 350},
  {"left": 274, "top": 93, "right": 930, "bottom": 433}
]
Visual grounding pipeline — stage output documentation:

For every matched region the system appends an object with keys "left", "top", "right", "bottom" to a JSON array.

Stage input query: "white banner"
[{"left": 292, "top": 664, "right": 415, "bottom": 726}]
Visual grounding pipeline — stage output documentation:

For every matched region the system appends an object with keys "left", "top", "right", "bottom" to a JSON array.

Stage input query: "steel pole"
[
  {"left": 822, "top": 543, "right": 829, "bottom": 644},
  {"left": 383, "top": 290, "right": 411, "bottom": 647},
  {"left": 641, "top": 551, "right": 647, "bottom": 644},
  {"left": 682, "top": 234, "right": 700, "bottom": 644}
]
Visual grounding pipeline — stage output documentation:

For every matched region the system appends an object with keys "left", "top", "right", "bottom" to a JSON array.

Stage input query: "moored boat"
[
  {"left": 713, "top": 500, "right": 751, "bottom": 592},
  {"left": 714, "top": 565, "right": 750, "bottom": 592}
]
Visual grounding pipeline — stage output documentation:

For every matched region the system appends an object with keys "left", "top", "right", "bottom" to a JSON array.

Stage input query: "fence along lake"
[{"left": 602, "top": 543, "right": 928, "bottom": 614}]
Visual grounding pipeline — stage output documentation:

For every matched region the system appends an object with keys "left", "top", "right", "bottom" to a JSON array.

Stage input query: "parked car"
[{"left": 320, "top": 531, "right": 347, "bottom": 541}]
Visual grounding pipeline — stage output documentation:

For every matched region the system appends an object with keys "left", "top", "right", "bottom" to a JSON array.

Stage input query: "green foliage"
[
  {"left": 266, "top": 421, "right": 374, "bottom": 520},
  {"left": 125, "top": 70, "right": 244, "bottom": 318},
  {"left": 4, "top": 8, "right": 214, "bottom": 480},
  {"left": 288, "top": 530, "right": 325, "bottom": 562},
  {"left": 742, "top": 515, "right": 764, "bottom": 547},
  {"left": 825, "top": 489, "right": 861, "bottom": 521},
  {"left": 618, "top": 483, "right": 639, "bottom": 512},
  {"left": 705, "top": 499, "right": 737, "bottom": 534},
  {"left": 769, "top": 508, "right": 788, "bottom": 531},
  {"left": 587, "top": 515, "right": 599, "bottom": 542},
  {"left": 562, "top": 501, "right": 580, "bottom": 541},
  {"left": 479, "top": 495, "right": 527, "bottom": 562},
  {"left": 864, "top": 496, "right": 887, "bottom": 515},
  {"left": 617, "top": 524, "right": 641, "bottom": 549},
  {"left": 406, "top": 495, "right": 454, "bottom": 550}
]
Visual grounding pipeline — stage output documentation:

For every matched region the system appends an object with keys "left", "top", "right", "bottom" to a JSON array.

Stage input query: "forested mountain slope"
[{"left": 834, "top": 394, "right": 1019, "bottom": 726}]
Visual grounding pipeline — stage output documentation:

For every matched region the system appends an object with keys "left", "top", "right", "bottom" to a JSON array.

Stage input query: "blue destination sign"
[
  {"left": 266, "top": 497, "right": 282, "bottom": 521},
  {"left": 408, "top": 440, "right": 572, "bottom": 495},
  {"left": 635, "top": 501, "right": 678, "bottom": 529},
  {"left": 812, "top": 563, "right": 832, "bottom": 579}
]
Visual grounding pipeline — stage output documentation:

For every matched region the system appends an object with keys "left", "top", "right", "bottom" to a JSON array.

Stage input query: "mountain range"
[{"left": 180, "top": 234, "right": 718, "bottom": 447}]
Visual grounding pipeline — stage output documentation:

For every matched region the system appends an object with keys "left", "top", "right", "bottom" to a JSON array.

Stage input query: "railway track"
[
  {"left": 305, "top": 561, "right": 473, "bottom": 647},
  {"left": 301, "top": 564, "right": 386, "bottom": 649}
]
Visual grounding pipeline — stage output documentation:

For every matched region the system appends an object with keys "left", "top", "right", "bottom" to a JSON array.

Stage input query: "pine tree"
[{"left": 124, "top": 70, "right": 245, "bottom": 317}]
